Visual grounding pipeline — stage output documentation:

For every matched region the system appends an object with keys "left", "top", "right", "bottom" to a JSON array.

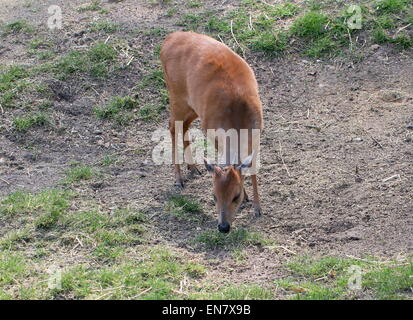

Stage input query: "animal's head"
[{"left": 204, "top": 153, "right": 254, "bottom": 233}]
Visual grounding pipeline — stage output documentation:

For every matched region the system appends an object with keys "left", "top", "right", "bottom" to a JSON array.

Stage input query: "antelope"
[{"left": 160, "top": 31, "right": 263, "bottom": 233}]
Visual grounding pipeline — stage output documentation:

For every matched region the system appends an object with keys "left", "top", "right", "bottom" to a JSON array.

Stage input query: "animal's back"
[{"left": 160, "top": 31, "right": 262, "bottom": 129}]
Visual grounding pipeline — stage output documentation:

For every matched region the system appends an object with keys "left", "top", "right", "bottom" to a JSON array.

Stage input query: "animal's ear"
[
  {"left": 204, "top": 157, "right": 216, "bottom": 174},
  {"left": 237, "top": 151, "right": 255, "bottom": 171},
  {"left": 204, "top": 158, "right": 223, "bottom": 177}
]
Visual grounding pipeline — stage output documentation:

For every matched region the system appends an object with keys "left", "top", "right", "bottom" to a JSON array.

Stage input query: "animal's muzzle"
[{"left": 218, "top": 222, "right": 230, "bottom": 233}]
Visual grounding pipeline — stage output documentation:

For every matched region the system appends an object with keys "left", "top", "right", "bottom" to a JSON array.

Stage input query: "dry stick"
[
  {"left": 370, "top": 135, "right": 383, "bottom": 149},
  {"left": 249, "top": 14, "right": 254, "bottom": 30},
  {"left": 396, "top": 23, "right": 411, "bottom": 34},
  {"left": 279, "top": 141, "right": 291, "bottom": 177},
  {"left": 230, "top": 20, "right": 246, "bottom": 58},
  {"left": 268, "top": 245, "right": 297, "bottom": 255},
  {"left": 260, "top": 0, "right": 275, "bottom": 6},
  {"left": 131, "top": 287, "right": 152, "bottom": 299},
  {"left": 347, "top": 28, "right": 353, "bottom": 52},
  {"left": 0, "top": 178, "right": 11, "bottom": 185},
  {"left": 126, "top": 56, "right": 134, "bottom": 66}
]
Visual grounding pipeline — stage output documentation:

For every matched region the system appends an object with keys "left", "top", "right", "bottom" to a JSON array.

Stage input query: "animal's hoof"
[
  {"left": 254, "top": 206, "right": 262, "bottom": 217},
  {"left": 188, "top": 165, "right": 201, "bottom": 176},
  {"left": 243, "top": 191, "right": 250, "bottom": 203},
  {"left": 174, "top": 179, "right": 184, "bottom": 189}
]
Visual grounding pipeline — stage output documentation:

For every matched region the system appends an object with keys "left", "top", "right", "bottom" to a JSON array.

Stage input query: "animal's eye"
[{"left": 233, "top": 194, "right": 241, "bottom": 203}]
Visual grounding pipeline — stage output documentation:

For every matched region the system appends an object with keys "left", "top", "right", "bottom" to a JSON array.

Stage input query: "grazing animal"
[{"left": 160, "top": 31, "right": 263, "bottom": 233}]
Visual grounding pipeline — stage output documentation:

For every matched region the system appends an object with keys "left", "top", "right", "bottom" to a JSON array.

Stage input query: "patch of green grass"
[
  {"left": 375, "top": 0, "right": 408, "bottom": 14},
  {"left": 186, "top": 0, "right": 203, "bottom": 8},
  {"left": 372, "top": 28, "right": 391, "bottom": 43},
  {"left": 267, "top": 2, "right": 300, "bottom": 18},
  {"left": 196, "top": 227, "right": 269, "bottom": 249},
  {"left": 178, "top": 13, "right": 205, "bottom": 30},
  {"left": 94, "top": 229, "right": 141, "bottom": 247},
  {"left": 0, "top": 65, "right": 31, "bottom": 108},
  {"left": 61, "top": 207, "right": 146, "bottom": 261},
  {"left": 77, "top": 1, "right": 102, "bottom": 12},
  {"left": 191, "top": 284, "right": 275, "bottom": 300},
  {"left": 100, "top": 154, "right": 118, "bottom": 166},
  {"left": 166, "top": 7, "right": 178, "bottom": 17},
  {"left": 0, "top": 252, "right": 27, "bottom": 286},
  {"left": 0, "top": 228, "right": 32, "bottom": 250},
  {"left": 28, "top": 38, "right": 51, "bottom": 50},
  {"left": 90, "top": 21, "right": 120, "bottom": 33},
  {"left": 54, "top": 42, "right": 118, "bottom": 79},
  {"left": 250, "top": 31, "right": 288, "bottom": 53},
  {"left": 207, "top": 16, "right": 231, "bottom": 33},
  {"left": 166, "top": 195, "right": 203, "bottom": 221},
  {"left": 371, "top": 27, "right": 412, "bottom": 49},
  {"left": 0, "top": 66, "right": 28, "bottom": 87},
  {"left": 138, "top": 104, "right": 165, "bottom": 121},
  {"left": 55, "top": 247, "right": 207, "bottom": 299},
  {"left": 2, "top": 20, "right": 34, "bottom": 34},
  {"left": 392, "top": 33, "right": 413, "bottom": 49},
  {"left": 64, "top": 164, "right": 95, "bottom": 184},
  {"left": 37, "top": 51, "right": 55, "bottom": 60},
  {"left": 305, "top": 36, "right": 337, "bottom": 57},
  {"left": 232, "top": 248, "right": 248, "bottom": 264},
  {"left": 63, "top": 207, "right": 146, "bottom": 232},
  {"left": 375, "top": 15, "right": 396, "bottom": 29},
  {"left": 276, "top": 279, "right": 343, "bottom": 300},
  {"left": 290, "top": 10, "right": 351, "bottom": 57},
  {"left": 291, "top": 11, "right": 330, "bottom": 38},
  {"left": 13, "top": 113, "right": 50, "bottom": 132},
  {"left": 139, "top": 68, "right": 165, "bottom": 88},
  {"left": 284, "top": 255, "right": 413, "bottom": 300},
  {"left": 94, "top": 95, "right": 138, "bottom": 124},
  {"left": 288, "top": 256, "right": 356, "bottom": 279},
  {"left": 0, "top": 189, "right": 71, "bottom": 230},
  {"left": 363, "top": 263, "right": 413, "bottom": 299}
]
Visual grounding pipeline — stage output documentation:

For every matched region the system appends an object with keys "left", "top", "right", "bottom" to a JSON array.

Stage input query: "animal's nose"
[{"left": 218, "top": 222, "right": 230, "bottom": 233}]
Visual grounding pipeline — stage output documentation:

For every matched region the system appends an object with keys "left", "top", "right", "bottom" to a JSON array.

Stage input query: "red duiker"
[{"left": 160, "top": 31, "right": 263, "bottom": 233}]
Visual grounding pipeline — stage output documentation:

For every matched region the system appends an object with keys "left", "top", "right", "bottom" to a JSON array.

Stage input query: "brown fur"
[{"left": 160, "top": 31, "right": 264, "bottom": 232}]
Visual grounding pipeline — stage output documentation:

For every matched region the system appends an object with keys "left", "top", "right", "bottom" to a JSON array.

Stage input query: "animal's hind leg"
[
  {"left": 183, "top": 112, "right": 201, "bottom": 175},
  {"left": 251, "top": 174, "right": 262, "bottom": 217},
  {"left": 169, "top": 116, "right": 184, "bottom": 188}
]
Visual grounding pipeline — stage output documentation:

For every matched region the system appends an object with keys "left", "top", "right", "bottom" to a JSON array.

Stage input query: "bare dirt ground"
[{"left": 0, "top": 0, "right": 412, "bottom": 294}]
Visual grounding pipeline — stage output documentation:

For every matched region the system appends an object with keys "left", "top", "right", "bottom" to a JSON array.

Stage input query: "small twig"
[
  {"left": 104, "top": 36, "right": 111, "bottom": 44},
  {"left": 260, "top": 0, "right": 275, "bottom": 6},
  {"left": 75, "top": 236, "right": 83, "bottom": 247},
  {"left": 269, "top": 67, "right": 275, "bottom": 77},
  {"left": 131, "top": 287, "right": 152, "bottom": 299},
  {"left": 0, "top": 178, "right": 11, "bottom": 185},
  {"left": 230, "top": 20, "right": 245, "bottom": 58},
  {"left": 249, "top": 14, "right": 254, "bottom": 30},
  {"left": 382, "top": 174, "right": 400, "bottom": 183},
  {"left": 370, "top": 135, "right": 383, "bottom": 149},
  {"left": 126, "top": 56, "right": 134, "bottom": 66},
  {"left": 396, "top": 23, "right": 411, "bottom": 34},
  {"left": 347, "top": 28, "right": 353, "bottom": 52},
  {"left": 268, "top": 245, "right": 296, "bottom": 255},
  {"left": 278, "top": 141, "right": 291, "bottom": 177},
  {"left": 314, "top": 276, "right": 328, "bottom": 282}
]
